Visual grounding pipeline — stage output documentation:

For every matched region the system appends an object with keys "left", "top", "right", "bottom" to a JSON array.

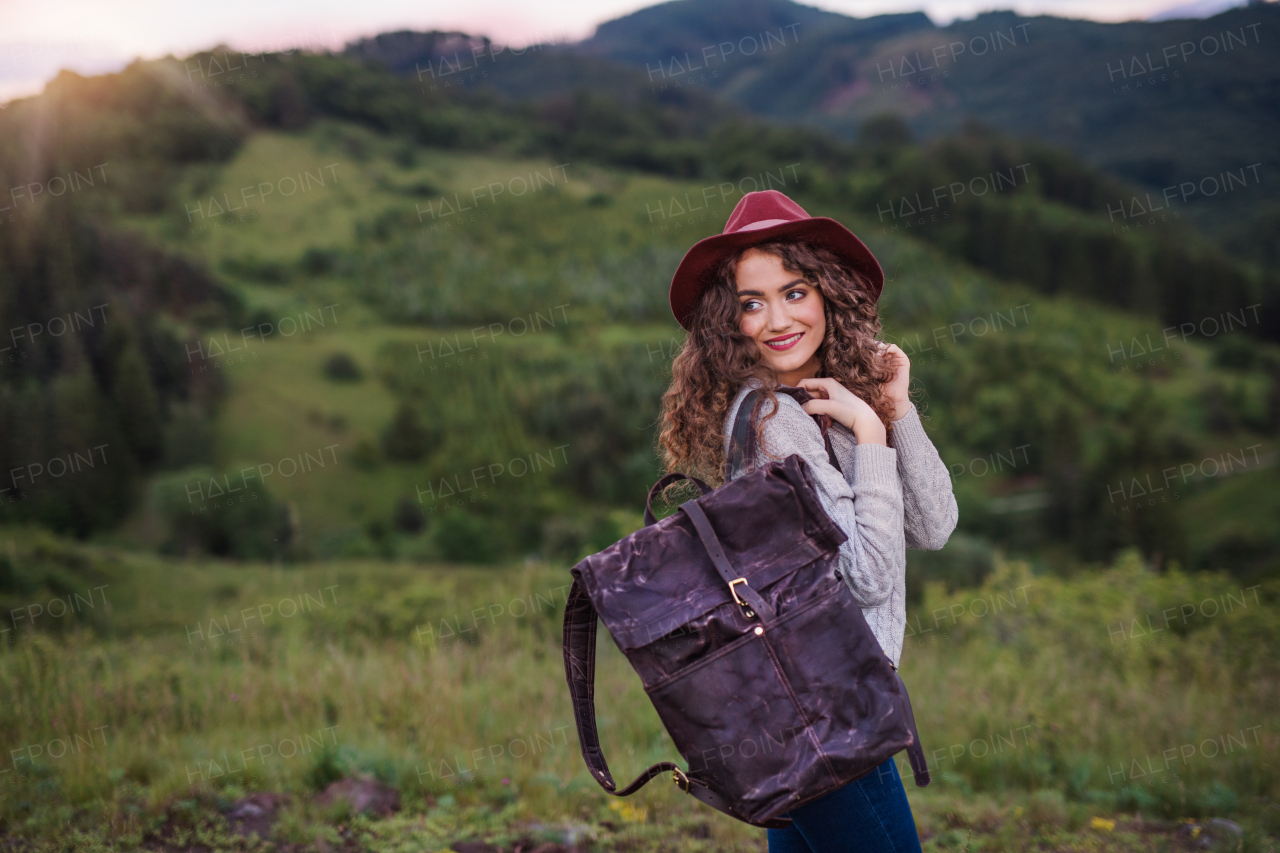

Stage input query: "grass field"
[{"left": 2, "top": 525, "right": 1277, "bottom": 851}]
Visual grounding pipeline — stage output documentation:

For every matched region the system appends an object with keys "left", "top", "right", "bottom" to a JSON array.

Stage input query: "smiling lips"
[{"left": 764, "top": 331, "right": 803, "bottom": 351}]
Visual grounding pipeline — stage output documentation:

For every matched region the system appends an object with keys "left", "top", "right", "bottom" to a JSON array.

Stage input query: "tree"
[
  {"left": 380, "top": 403, "right": 434, "bottom": 462},
  {"left": 112, "top": 341, "right": 163, "bottom": 465}
]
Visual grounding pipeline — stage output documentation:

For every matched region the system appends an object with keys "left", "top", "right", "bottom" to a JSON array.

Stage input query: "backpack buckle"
[
  {"left": 672, "top": 766, "right": 690, "bottom": 792},
  {"left": 729, "top": 578, "right": 749, "bottom": 606}
]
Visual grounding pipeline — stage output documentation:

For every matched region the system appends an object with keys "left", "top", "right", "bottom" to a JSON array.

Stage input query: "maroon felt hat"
[{"left": 668, "top": 189, "right": 883, "bottom": 331}]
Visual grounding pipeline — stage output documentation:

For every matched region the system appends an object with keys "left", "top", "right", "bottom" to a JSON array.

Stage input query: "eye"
[{"left": 740, "top": 298, "right": 761, "bottom": 312}]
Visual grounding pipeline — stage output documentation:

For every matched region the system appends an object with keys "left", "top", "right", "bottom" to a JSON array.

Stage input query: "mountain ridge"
[{"left": 341, "top": 0, "right": 1279, "bottom": 251}]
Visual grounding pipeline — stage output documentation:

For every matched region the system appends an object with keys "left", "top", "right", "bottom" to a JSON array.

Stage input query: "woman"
[{"left": 657, "top": 190, "right": 958, "bottom": 853}]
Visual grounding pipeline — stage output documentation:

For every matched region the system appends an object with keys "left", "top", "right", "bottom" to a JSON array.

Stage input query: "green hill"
[
  {"left": 0, "top": 47, "right": 1275, "bottom": 581},
  {"left": 576, "top": 1, "right": 1280, "bottom": 246},
  {"left": 343, "top": 0, "right": 1280, "bottom": 260},
  {"left": 109, "top": 119, "right": 1280, "bottom": 585}
]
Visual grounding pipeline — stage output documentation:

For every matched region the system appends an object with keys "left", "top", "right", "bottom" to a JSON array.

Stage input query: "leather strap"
[
  {"left": 644, "top": 472, "right": 712, "bottom": 527},
  {"left": 564, "top": 579, "right": 607, "bottom": 784},
  {"left": 562, "top": 577, "right": 793, "bottom": 828},
  {"left": 680, "top": 500, "right": 775, "bottom": 621},
  {"left": 727, "top": 390, "right": 760, "bottom": 480},
  {"left": 728, "top": 387, "right": 843, "bottom": 479}
]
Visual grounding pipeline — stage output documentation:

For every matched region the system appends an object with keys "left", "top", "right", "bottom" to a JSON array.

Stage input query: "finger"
[
  {"left": 796, "top": 378, "right": 831, "bottom": 398},
  {"left": 804, "top": 396, "right": 857, "bottom": 418},
  {"left": 800, "top": 399, "right": 833, "bottom": 417}
]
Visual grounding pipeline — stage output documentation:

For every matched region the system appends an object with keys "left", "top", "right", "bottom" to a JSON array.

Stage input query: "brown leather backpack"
[{"left": 563, "top": 386, "right": 929, "bottom": 829}]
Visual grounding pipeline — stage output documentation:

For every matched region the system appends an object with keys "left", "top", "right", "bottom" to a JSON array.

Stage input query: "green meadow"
[{"left": 1, "top": 527, "right": 1276, "bottom": 851}]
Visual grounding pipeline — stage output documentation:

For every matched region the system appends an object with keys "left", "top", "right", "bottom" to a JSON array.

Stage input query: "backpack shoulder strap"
[
  {"left": 727, "top": 387, "right": 842, "bottom": 480},
  {"left": 726, "top": 390, "right": 761, "bottom": 480}
]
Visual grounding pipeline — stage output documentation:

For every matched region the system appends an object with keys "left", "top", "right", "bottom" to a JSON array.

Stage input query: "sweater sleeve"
[
  {"left": 887, "top": 404, "right": 959, "bottom": 551},
  {"left": 752, "top": 395, "right": 905, "bottom": 608}
]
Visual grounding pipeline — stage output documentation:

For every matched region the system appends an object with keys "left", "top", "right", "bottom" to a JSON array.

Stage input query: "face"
[{"left": 735, "top": 248, "right": 825, "bottom": 386}]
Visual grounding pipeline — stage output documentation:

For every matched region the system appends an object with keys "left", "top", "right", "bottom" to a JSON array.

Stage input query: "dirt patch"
[
  {"left": 224, "top": 791, "right": 291, "bottom": 839},
  {"left": 314, "top": 776, "right": 401, "bottom": 817}
]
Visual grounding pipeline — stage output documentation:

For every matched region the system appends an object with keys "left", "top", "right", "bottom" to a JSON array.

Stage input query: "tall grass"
[{"left": 1, "top": 528, "right": 1276, "bottom": 847}]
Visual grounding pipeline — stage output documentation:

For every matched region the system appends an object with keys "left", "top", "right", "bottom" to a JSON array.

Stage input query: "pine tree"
[{"left": 112, "top": 340, "right": 164, "bottom": 466}]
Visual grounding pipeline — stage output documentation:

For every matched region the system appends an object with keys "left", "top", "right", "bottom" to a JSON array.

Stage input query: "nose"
[{"left": 764, "top": 301, "right": 791, "bottom": 333}]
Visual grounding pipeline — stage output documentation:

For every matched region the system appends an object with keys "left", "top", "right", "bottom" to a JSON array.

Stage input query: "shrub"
[
  {"left": 151, "top": 467, "right": 297, "bottom": 560},
  {"left": 350, "top": 438, "right": 380, "bottom": 469},
  {"left": 1027, "top": 789, "right": 1068, "bottom": 828},
  {"left": 905, "top": 534, "right": 996, "bottom": 604},
  {"left": 300, "top": 248, "right": 336, "bottom": 276},
  {"left": 541, "top": 511, "right": 623, "bottom": 563},
  {"left": 323, "top": 351, "right": 363, "bottom": 382},
  {"left": 306, "top": 745, "right": 349, "bottom": 792},
  {"left": 434, "top": 509, "right": 501, "bottom": 563},
  {"left": 393, "top": 496, "right": 426, "bottom": 534},
  {"left": 380, "top": 403, "right": 435, "bottom": 462},
  {"left": 220, "top": 255, "right": 290, "bottom": 283}
]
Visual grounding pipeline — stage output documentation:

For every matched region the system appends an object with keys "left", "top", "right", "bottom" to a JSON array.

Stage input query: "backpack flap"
[{"left": 572, "top": 454, "right": 846, "bottom": 654}]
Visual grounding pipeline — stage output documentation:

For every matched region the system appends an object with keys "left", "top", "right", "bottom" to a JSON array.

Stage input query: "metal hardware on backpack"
[{"left": 563, "top": 385, "right": 929, "bottom": 829}]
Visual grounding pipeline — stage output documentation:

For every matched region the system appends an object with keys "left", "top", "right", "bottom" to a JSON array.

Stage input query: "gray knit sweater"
[{"left": 722, "top": 378, "right": 958, "bottom": 667}]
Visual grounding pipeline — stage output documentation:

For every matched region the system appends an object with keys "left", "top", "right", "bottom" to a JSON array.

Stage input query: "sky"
[{"left": 0, "top": 0, "right": 1250, "bottom": 104}]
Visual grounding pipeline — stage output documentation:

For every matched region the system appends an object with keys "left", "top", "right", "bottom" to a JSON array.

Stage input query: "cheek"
[{"left": 798, "top": 301, "right": 825, "bottom": 332}]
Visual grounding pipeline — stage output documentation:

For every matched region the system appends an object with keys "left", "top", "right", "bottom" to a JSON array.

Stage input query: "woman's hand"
[
  {"left": 879, "top": 342, "right": 912, "bottom": 421},
  {"left": 796, "top": 377, "right": 887, "bottom": 446}
]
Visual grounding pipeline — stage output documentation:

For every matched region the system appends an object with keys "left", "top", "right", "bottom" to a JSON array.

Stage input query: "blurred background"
[{"left": 0, "top": 0, "right": 1277, "bottom": 849}]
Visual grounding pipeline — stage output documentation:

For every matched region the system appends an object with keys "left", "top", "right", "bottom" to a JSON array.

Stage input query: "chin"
[
  {"left": 771, "top": 355, "right": 806, "bottom": 373},
  {"left": 760, "top": 345, "right": 820, "bottom": 380}
]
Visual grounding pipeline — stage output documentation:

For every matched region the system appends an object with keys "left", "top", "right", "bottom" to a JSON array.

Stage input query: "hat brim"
[{"left": 669, "top": 217, "right": 884, "bottom": 331}]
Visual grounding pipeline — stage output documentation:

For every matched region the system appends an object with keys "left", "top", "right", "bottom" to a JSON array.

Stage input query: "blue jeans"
[{"left": 766, "top": 757, "right": 922, "bottom": 853}]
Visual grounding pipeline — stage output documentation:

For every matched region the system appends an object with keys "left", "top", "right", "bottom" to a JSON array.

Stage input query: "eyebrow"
[{"left": 736, "top": 277, "right": 808, "bottom": 297}]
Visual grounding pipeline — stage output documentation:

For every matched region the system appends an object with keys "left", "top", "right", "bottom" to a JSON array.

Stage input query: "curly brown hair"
[{"left": 656, "top": 239, "right": 896, "bottom": 491}]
